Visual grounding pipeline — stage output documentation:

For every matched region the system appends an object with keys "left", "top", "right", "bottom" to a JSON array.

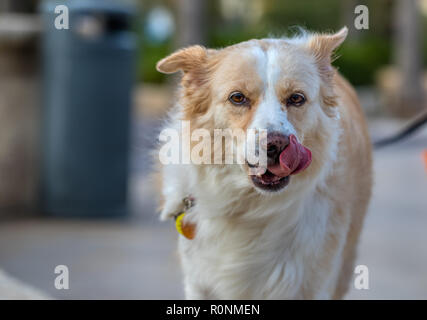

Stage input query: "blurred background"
[{"left": 0, "top": 0, "right": 426, "bottom": 299}]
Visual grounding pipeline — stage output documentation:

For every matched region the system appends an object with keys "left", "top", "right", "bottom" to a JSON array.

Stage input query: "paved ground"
[
  {"left": 0, "top": 116, "right": 427, "bottom": 299},
  {"left": 348, "top": 118, "right": 427, "bottom": 299},
  {"left": 0, "top": 269, "right": 50, "bottom": 299}
]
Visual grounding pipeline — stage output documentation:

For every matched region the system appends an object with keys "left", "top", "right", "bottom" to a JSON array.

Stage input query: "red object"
[
  {"left": 268, "top": 134, "right": 312, "bottom": 177},
  {"left": 422, "top": 150, "right": 427, "bottom": 172}
]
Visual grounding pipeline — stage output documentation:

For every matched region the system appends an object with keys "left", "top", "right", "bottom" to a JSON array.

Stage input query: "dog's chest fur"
[{"left": 178, "top": 177, "right": 348, "bottom": 299}]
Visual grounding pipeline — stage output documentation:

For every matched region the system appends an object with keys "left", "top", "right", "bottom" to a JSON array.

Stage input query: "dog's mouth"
[
  {"left": 250, "top": 170, "right": 290, "bottom": 192},
  {"left": 248, "top": 135, "right": 312, "bottom": 192}
]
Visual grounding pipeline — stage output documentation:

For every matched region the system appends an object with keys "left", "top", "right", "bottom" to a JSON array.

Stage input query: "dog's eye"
[
  {"left": 286, "top": 93, "right": 306, "bottom": 107},
  {"left": 229, "top": 92, "right": 247, "bottom": 105}
]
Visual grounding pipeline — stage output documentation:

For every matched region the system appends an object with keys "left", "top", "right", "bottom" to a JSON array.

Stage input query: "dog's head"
[{"left": 157, "top": 28, "right": 347, "bottom": 194}]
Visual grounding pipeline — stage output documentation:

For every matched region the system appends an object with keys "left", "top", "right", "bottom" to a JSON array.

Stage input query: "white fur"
[
  {"left": 158, "top": 37, "right": 350, "bottom": 299},
  {"left": 249, "top": 46, "right": 297, "bottom": 137}
]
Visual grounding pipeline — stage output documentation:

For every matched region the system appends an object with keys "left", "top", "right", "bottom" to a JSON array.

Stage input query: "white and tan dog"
[{"left": 155, "top": 27, "right": 372, "bottom": 299}]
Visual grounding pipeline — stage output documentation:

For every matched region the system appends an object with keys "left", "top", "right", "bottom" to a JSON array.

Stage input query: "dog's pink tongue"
[{"left": 268, "top": 135, "right": 312, "bottom": 177}]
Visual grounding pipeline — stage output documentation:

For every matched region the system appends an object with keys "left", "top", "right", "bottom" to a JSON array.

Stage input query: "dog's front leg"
[
  {"left": 160, "top": 191, "right": 186, "bottom": 220},
  {"left": 159, "top": 164, "right": 191, "bottom": 220}
]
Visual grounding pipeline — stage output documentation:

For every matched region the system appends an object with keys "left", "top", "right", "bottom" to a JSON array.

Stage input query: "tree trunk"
[
  {"left": 393, "top": 0, "right": 425, "bottom": 117},
  {"left": 176, "top": 0, "right": 207, "bottom": 47}
]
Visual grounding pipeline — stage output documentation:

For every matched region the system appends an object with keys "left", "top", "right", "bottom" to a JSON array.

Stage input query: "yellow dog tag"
[{"left": 175, "top": 212, "right": 196, "bottom": 240}]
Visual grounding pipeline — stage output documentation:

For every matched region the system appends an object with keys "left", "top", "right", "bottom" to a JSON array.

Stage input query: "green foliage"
[
  {"left": 209, "top": 26, "right": 269, "bottom": 48},
  {"left": 137, "top": 40, "right": 171, "bottom": 83},
  {"left": 335, "top": 38, "right": 392, "bottom": 86},
  {"left": 263, "top": 0, "right": 342, "bottom": 32},
  {"left": 136, "top": 0, "right": 425, "bottom": 86}
]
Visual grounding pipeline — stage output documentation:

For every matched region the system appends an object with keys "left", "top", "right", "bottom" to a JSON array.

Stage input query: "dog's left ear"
[
  {"left": 307, "top": 27, "right": 348, "bottom": 80},
  {"left": 156, "top": 45, "right": 208, "bottom": 74}
]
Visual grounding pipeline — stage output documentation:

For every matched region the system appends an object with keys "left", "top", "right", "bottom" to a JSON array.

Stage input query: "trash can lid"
[{"left": 41, "top": 0, "right": 136, "bottom": 16}]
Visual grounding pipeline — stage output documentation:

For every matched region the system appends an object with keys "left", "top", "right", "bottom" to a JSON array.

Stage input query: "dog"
[{"left": 155, "top": 27, "right": 372, "bottom": 299}]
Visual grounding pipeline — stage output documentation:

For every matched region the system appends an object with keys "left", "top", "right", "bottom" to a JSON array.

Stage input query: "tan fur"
[
  {"left": 331, "top": 74, "right": 372, "bottom": 298},
  {"left": 155, "top": 28, "right": 372, "bottom": 299}
]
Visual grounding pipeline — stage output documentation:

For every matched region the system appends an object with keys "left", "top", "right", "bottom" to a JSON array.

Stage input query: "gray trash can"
[{"left": 40, "top": 0, "right": 136, "bottom": 217}]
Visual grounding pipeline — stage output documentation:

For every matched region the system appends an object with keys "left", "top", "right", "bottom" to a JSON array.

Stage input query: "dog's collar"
[{"left": 174, "top": 196, "right": 196, "bottom": 240}]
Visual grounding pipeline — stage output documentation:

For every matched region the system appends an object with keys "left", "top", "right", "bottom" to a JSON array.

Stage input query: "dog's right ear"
[
  {"left": 307, "top": 27, "right": 348, "bottom": 81},
  {"left": 156, "top": 45, "right": 208, "bottom": 74}
]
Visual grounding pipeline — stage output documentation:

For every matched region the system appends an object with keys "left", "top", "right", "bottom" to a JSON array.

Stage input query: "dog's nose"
[{"left": 266, "top": 132, "right": 290, "bottom": 161}]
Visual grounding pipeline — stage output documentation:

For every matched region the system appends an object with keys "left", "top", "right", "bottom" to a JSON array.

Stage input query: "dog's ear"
[
  {"left": 307, "top": 27, "right": 348, "bottom": 80},
  {"left": 156, "top": 45, "right": 208, "bottom": 74}
]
